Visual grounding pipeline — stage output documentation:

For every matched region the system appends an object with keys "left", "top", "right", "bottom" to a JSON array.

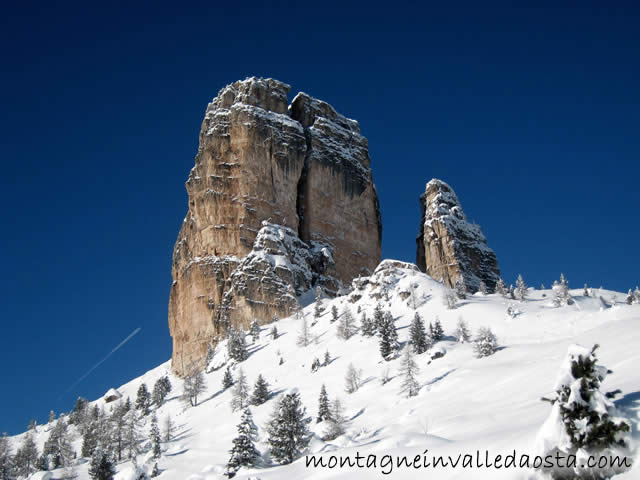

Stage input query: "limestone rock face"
[
  {"left": 169, "top": 78, "right": 381, "bottom": 375},
  {"left": 416, "top": 179, "right": 500, "bottom": 293}
]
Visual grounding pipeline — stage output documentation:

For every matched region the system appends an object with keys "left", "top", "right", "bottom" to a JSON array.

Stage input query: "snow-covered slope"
[{"left": 11, "top": 261, "right": 640, "bottom": 479}]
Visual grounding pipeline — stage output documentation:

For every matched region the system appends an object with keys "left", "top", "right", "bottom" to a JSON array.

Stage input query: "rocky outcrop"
[
  {"left": 169, "top": 78, "right": 381, "bottom": 375},
  {"left": 416, "top": 179, "right": 500, "bottom": 293}
]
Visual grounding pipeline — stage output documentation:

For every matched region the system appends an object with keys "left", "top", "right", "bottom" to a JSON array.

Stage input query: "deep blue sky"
[{"left": 1, "top": 2, "right": 638, "bottom": 435}]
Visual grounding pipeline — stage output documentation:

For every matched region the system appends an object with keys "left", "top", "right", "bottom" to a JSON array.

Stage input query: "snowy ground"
[{"left": 13, "top": 261, "right": 640, "bottom": 479}]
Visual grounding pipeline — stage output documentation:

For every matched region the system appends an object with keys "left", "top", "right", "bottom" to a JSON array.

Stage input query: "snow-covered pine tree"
[
  {"left": 310, "top": 358, "right": 321, "bottom": 372},
  {"left": 495, "top": 278, "right": 507, "bottom": 296},
  {"left": 373, "top": 302, "right": 384, "bottom": 333},
  {"left": 515, "top": 274, "right": 527, "bottom": 301},
  {"left": 455, "top": 278, "right": 467, "bottom": 299},
  {"left": 152, "top": 377, "right": 169, "bottom": 407},
  {"left": 123, "top": 409, "right": 142, "bottom": 465},
  {"left": 473, "top": 327, "right": 498, "bottom": 358},
  {"left": 634, "top": 286, "right": 640, "bottom": 304},
  {"left": 583, "top": 283, "right": 590, "bottom": 297},
  {"left": 336, "top": 307, "right": 356, "bottom": 340},
  {"left": 182, "top": 370, "right": 207, "bottom": 407},
  {"left": 227, "top": 328, "right": 248, "bottom": 362},
  {"left": 323, "top": 398, "right": 347, "bottom": 441},
  {"left": 230, "top": 368, "right": 250, "bottom": 412},
  {"left": 270, "top": 325, "right": 278, "bottom": 340},
  {"left": 316, "top": 384, "right": 331, "bottom": 423},
  {"left": 296, "top": 316, "right": 310, "bottom": 347},
  {"left": 536, "top": 344, "right": 632, "bottom": 479},
  {"left": 163, "top": 415, "right": 174, "bottom": 443},
  {"left": 266, "top": 391, "right": 311, "bottom": 465},
  {"left": 330, "top": 305, "right": 338, "bottom": 323},
  {"left": 399, "top": 346, "right": 420, "bottom": 398},
  {"left": 48, "top": 410, "right": 56, "bottom": 424},
  {"left": 14, "top": 432, "right": 38, "bottom": 478},
  {"left": 0, "top": 433, "right": 13, "bottom": 480},
  {"left": 360, "top": 312, "right": 375, "bottom": 336},
  {"left": 88, "top": 443, "right": 115, "bottom": 480},
  {"left": 625, "top": 289, "right": 633, "bottom": 305},
  {"left": 205, "top": 342, "right": 216, "bottom": 372},
  {"left": 135, "top": 383, "right": 151, "bottom": 416},
  {"left": 409, "top": 311, "right": 429, "bottom": 354},
  {"left": 250, "top": 374, "right": 270, "bottom": 406},
  {"left": 68, "top": 396, "right": 88, "bottom": 426},
  {"left": 323, "top": 350, "right": 331, "bottom": 366},
  {"left": 509, "top": 284, "right": 516, "bottom": 299},
  {"left": 432, "top": 317, "right": 444, "bottom": 342},
  {"left": 43, "top": 416, "right": 75, "bottom": 470},
  {"left": 150, "top": 413, "right": 161, "bottom": 460},
  {"left": 443, "top": 289, "right": 457, "bottom": 309},
  {"left": 455, "top": 317, "right": 471, "bottom": 343},
  {"left": 249, "top": 319, "right": 261, "bottom": 342},
  {"left": 81, "top": 415, "right": 100, "bottom": 458},
  {"left": 344, "top": 363, "right": 362, "bottom": 394},
  {"left": 226, "top": 408, "right": 259, "bottom": 478},
  {"left": 478, "top": 280, "right": 488, "bottom": 295},
  {"left": 552, "top": 273, "right": 572, "bottom": 307},
  {"left": 378, "top": 311, "right": 400, "bottom": 361}
]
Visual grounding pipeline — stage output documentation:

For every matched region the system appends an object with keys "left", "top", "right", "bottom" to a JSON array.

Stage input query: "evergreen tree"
[
  {"left": 478, "top": 280, "right": 488, "bottom": 295},
  {"left": 14, "top": 433, "right": 38, "bottom": 478},
  {"left": 330, "top": 305, "right": 339, "bottom": 323},
  {"left": 336, "top": 307, "right": 356, "bottom": 340},
  {"left": 634, "top": 286, "right": 640, "bottom": 304},
  {"left": 135, "top": 383, "right": 151, "bottom": 416},
  {"left": 226, "top": 408, "right": 259, "bottom": 477},
  {"left": 266, "top": 392, "right": 311, "bottom": 465},
  {"left": 231, "top": 368, "right": 250, "bottom": 412},
  {"left": 88, "top": 443, "right": 115, "bottom": 480},
  {"left": 537, "top": 344, "right": 632, "bottom": 479},
  {"left": 399, "top": 346, "right": 420, "bottom": 398},
  {"left": 316, "top": 384, "right": 331, "bottom": 423},
  {"left": 625, "top": 289, "right": 634, "bottom": 305},
  {"left": 69, "top": 397, "right": 88, "bottom": 426},
  {"left": 473, "top": 327, "right": 498, "bottom": 358},
  {"left": 270, "top": 325, "right": 278, "bottom": 340},
  {"left": 372, "top": 302, "right": 385, "bottom": 333},
  {"left": 378, "top": 311, "right": 400, "bottom": 361},
  {"left": 583, "top": 283, "right": 590, "bottom": 297},
  {"left": 431, "top": 317, "right": 444, "bottom": 342},
  {"left": 455, "top": 317, "right": 471, "bottom": 343},
  {"left": 151, "top": 463, "right": 160, "bottom": 478},
  {"left": 323, "top": 350, "right": 331, "bottom": 366},
  {"left": 183, "top": 370, "right": 207, "bottom": 407},
  {"left": 409, "top": 312, "right": 429, "bottom": 354},
  {"left": 152, "top": 376, "right": 171, "bottom": 407},
  {"left": 48, "top": 410, "right": 56, "bottom": 424},
  {"left": 455, "top": 278, "right": 467, "bottom": 299},
  {"left": 323, "top": 398, "right": 346, "bottom": 441},
  {"left": 515, "top": 274, "right": 527, "bottom": 301},
  {"left": 163, "top": 415, "right": 174, "bottom": 443},
  {"left": 123, "top": 410, "right": 142, "bottom": 465},
  {"left": 495, "top": 278, "right": 507, "bottom": 296},
  {"left": 296, "top": 316, "right": 310, "bottom": 347},
  {"left": 310, "top": 358, "right": 321, "bottom": 372},
  {"left": 360, "top": 312, "right": 375, "bottom": 336},
  {"left": 37, "top": 452, "right": 49, "bottom": 472},
  {"left": 344, "top": 363, "right": 362, "bottom": 394},
  {"left": 205, "top": 342, "right": 216, "bottom": 372},
  {"left": 107, "top": 403, "right": 127, "bottom": 461},
  {"left": 124, "top": 397, "right": 132, "bottom": 413},
  {"left": 227, "top": 328, "right": 248, "bottom": 362},
  {"left": 552, "top": 273, "right": 572, "bottom": 307},
  {"left": 150, "top": 414, "right": 161, "bottom": 460},
  {"left": 43, "top": 416, "right": 75, "bottom": 469},
  {"left": 0, "top": 433, "right": 14, "bottom": 480},
  {"left": 250, "top": 374, "right": 270, "bottom": 406},
  {"left": 249, "top": 319, "right": 261, "bottom": 342},
  {"left": 443, "top": 290, "right": 457, "bottom": 309},
  {"left": 313, "top": 286, "right": 324, "bottom": 319},
  {"left": 81, "top": 416, "right": 100, "bottom": 458}
]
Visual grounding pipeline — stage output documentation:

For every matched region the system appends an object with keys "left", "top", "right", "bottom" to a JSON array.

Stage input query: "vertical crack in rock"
[
  {"left": 416, "top": 178, "right": 500, "bottom": 293},
  {"left": 169, "top": 77, "right": 382, "bottom": 375}
]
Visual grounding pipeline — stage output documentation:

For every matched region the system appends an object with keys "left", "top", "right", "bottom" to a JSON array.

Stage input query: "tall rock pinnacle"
[
  {"left": 169, "top": 78, "right": 382, "bottom": 375},
  {"left": 416, "top": 179, "right": 500, "bottom": 293}
]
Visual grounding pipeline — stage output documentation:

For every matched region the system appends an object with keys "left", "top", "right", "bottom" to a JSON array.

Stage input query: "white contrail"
[{"left": 62, "top": 327, "right": 142, "bottom": 395}]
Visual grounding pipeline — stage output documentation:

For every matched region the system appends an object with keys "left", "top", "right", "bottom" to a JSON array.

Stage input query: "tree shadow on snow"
[
  {"left": 349, "top": 407, "right": 366, "bottom": 421},
  {"left": 425, "top": 369, "right": 456, "bottom": 387},
  {"left": 615, "top": 390, "right": 640, "bottom": 439}
]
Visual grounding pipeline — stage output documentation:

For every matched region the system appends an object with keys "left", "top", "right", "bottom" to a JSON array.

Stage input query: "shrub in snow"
[
  {"left": 344, "top": 363, "right": 363, "bottom": 394},
  {"left": 536, "top": 344, "right": 632, "bottom": 479},
  {"left": 226, "top": 408, "right": 259, "bottom": 478},
  {"left": 506, "top": 304, "right": 521, "bottom": 319},
  {"left": 266, "top": 391, "right": 311, "bottom": 465},
  {"left": 455, "top": 317, "right": 471, "bottom": 343},
  {"left": 473, "top": 327, "right": 498, "bottom": 358}
]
